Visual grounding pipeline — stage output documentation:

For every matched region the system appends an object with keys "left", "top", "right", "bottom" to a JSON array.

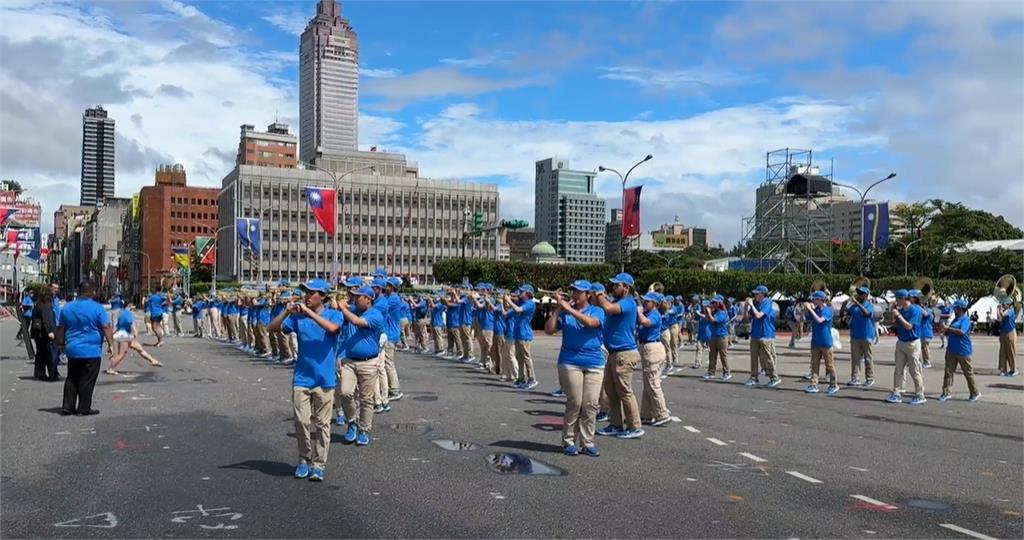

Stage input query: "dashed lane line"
[
  {"left": 937, "top": 524, "right": 998, "bottom": 540},
  {"left": 683, "top": 426, "right": 701, "bottom": 433},
  {"left": 739, "top": 452, "right": 766, "bottom": 463},
  {"left": 706, "top": 437, "right": 728, "bottom": 446},
  {"left": 785, "top": 471, "right": 823, "bottom": 484},
  {"left": 850, "top": 494, "right": 898, "bottom": 510}
]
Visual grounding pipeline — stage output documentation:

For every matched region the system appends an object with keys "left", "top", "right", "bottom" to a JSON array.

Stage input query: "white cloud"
[
  {"left": 361, "top": 68, "right": 401, "bottom": 79},
  {"left": 440, "top": 50, "right": 514, "bottom": 68},
  {"left": 362, "top": 67, "right": 547, "bottom": 110},
  {"left": 380, "top": 99, "right": 884, "bottom": 247},
  {"left": 600, "top": 65, "right": 757, "bottom": 91},
  {"left": 261, "top": 9, "right": 308, "bottom": 36}
]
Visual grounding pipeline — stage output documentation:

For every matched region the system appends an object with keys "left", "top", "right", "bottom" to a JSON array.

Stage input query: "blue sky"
[{"left": 1, "top": 1, "right": 1022, "bottom": 247}]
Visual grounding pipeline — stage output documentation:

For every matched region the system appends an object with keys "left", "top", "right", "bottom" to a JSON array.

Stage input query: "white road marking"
[
  {"left": 739, "top": 452, "right": 767, "bottom": 463},
  {"left": 785, "top": 471, "right": 823, "bottom": 484},
  {"left": 938, "top": 524, "right": 998, "bottom": 540},
  {"left": 850, "top": 494, "right": 897, "bottom": 510},
  {"left": 706, "top": 437, "right": 728, "bottom": 446},
  {"left": 683, "top": 425, "right": 701, "bottom": 433}
]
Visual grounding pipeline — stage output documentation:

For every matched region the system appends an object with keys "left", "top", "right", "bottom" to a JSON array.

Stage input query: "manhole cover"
[
  {"left": 390, "top": 423, "right": 432, "bottom": 436},
  {"left": 413, "top": 395, "right": 438, "bottom": 402},
  {"left": 484, "top": 452, "right": 567, "bottom": 476}
]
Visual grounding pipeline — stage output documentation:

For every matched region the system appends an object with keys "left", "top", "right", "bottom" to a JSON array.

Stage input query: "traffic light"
[
  {"left": 501, "top": 219, "right": 529, "bottom": 229},
  {"left": 472, "top": 212, "right": 484, "bottom": 235}
]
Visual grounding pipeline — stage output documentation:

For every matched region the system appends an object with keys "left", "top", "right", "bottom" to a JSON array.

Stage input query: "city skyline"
[{"left": 1, "top": 1, "right": 1021, "bottom": 249}]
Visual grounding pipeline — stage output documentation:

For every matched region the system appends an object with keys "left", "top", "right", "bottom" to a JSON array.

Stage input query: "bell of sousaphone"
[
  {"left": 912, "top": 276, "right": 934, "bottom": 303},
  {"left": 849, "top": 276, "right": 870, "bottom": 296},
  {"left": 648, "top": 282, "right": 664, "bottom": 294}
]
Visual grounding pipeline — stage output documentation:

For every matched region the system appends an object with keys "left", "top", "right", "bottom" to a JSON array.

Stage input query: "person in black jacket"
[{"left": 31, "top": 291, "right": 60, "bottom": 381}]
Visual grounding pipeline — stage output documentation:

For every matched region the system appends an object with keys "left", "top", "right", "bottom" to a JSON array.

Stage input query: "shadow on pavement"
[
  {"left": 219, "top": 459, "right": 294, "bottom": 477},
  {"left": 36, "top": 407, "right": 68, "bottom": 415},
  {"left": 489, "top": 439, "right": 565, "bottom": 454}
]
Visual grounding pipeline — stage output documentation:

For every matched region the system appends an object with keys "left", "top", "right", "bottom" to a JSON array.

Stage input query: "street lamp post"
[
  {"left": 598, "top": 154, "right": 654, "bottom": 273},
  {"left": 300, "top": 161, "right": 377, "bottom": 282},
  {"left": 894, "top": 237, "right": 923, "bottom": 276},
  {"left": 131, "top": 249, "right": 152, "bottom": 294},
  {"left": 832, "top": 172, "right": 896, "bottom": 274}
]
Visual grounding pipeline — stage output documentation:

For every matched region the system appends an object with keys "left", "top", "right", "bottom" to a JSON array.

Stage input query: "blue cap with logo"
[
  {"left": 370, "top": 278, "right": 386, "bottom": 288},
  {"left": 387, "top": 276, "right": 402, "bottom": 288},
  {"left": 609, "top": 273, "right": 635, "bottom": 287},
  {"left": 908, "top": 289, "right": 921, "bottom": 298},
  {"left": 811, "top": 290, "right": 827, "bottom": 300},
  {"left": 895, "top": 289, "right": 909, "bottom": 298},
  {"left": 590, "top": 283, "right": 606, "bottom": 293},
  {"left": 351, "top": 286, "right": 375, "bottom": 298},
  {"left": 343, "top": 276, "right": 364, "bottom": 288},
  {"left": 712, "top": 294, "right": 724, "bottom": 302},
  {"left": 299, "top": 278, "right": 331, "bottom": 295},
  {"left": 569, "top": 280, "right": 592, "bottom": 292},
  {"left": 752, "top": 285, "right": 769, "bottom": 294},
  {"left": 517, "top": 284, "right": 535, "bottom": 294},
  {"left": 642, "top": 292, "right": 663, "bottom": 303},
  {"left": 953, "top": 299, "right": 969, "bottom": 310},
  {"left": 856, "top": 286, "right": 870, "bottom": 295}
]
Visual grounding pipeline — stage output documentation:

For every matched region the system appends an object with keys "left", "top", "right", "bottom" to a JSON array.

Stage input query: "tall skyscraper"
[
  {"left": 534, "top": 157, "right": 606, "bottom": 263},
  {"left": 299, "top": 0, "right": 359, "bottom": 164},
  {"left": 80, "top": 106, "right": 115, "bottom": 206}
]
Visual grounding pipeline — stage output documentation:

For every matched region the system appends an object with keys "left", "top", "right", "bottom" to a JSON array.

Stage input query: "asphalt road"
[{"left": 2, "top": 314, "right": 1022, "bottom": 539}]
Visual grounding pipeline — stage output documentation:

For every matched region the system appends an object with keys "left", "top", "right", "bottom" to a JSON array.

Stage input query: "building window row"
[{"left": 172, "top": 197, "right": 218, "bottom": 206}]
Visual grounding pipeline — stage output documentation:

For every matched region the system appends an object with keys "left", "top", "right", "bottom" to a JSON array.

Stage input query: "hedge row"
[{"left": 432, "top": 260, "right": 992, "bottom": 301}]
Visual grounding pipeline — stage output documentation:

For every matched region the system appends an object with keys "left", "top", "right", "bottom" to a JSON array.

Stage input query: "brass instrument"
[
  {"left": 648, "top": 282, "right": 664, "bottom": 294},
  {"left": 912, "top": 276, "right": 934, "bottom": 304},
  {"left": 994, "top": 274, "right": 1021, "bottom": 311},
  {"left": 849, "top": 276, "right": 871, "bottom": 296},
  {"left": 810, "top": 279, "right": 829, "bottom": 297}
]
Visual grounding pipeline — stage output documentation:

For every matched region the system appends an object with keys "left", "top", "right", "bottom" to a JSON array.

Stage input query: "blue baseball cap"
[
  {"left": 811, "top": 291, "right": 827, "bottom": 300},
  {"left": 908, "top": 289, "right": 921, "bottom": 298},
  {"left": 712, "top": 294, "right": 724, "bottom": 302},
  {"left": 953, "top": 299, "right": 969, "bottom": 310},
  {"left": 351, "top": 286, "right": 375, "bottom": 298},
  {"left": 752, "top": 285, "right": 769, "bottom": 294},
  {"left": 855, "top": 286, "right": 870, "bottom": 295},
  {"left": 1002, "top": 297, "right": 1013, "bottom": 304},
  {"left": 701, "top": 300, "right": 711, "bottom": 307},
  {"left": 609, "top": 273, "right": 635, "bottom": 287},
  {"left": 371, "top": 278, "right": 386, "bottom": 288},
  {"left": 642, "top": 292, "right": 663, "bottom": 303},
  {"left": 387, "top": 276, "right": 402, "bottom": 288},
  {"left": 343, "top": 276, "right": 363, "bottom": 288},
  {"left": 590, "top": 283, "right": 605, "bottom": 293},
  {"left": 372, "top": 267, "right": 387, "bottom": 277},
  {"left": 895, "top": 289, "right": 909, "bottom": 298},
  {"left": 518, "top": 284, "right": 535, "bottom": 294},
  {"left": 664, "top": 295, "right": 674, "bottom": 301},
  {"left": 569, "top": 280, "right": 592, "bottom": 292},
  {"left": 299, "top": 278, "right": 331, "bottom": 294}
]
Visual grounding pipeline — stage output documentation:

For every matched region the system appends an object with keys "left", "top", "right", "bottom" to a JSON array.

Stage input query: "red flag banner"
[
  {"left": 622, "top": 185, "right": 642, "bottom": 238},
  {"left": 304, "top": 187, "right": 336, "bottom": 234}
]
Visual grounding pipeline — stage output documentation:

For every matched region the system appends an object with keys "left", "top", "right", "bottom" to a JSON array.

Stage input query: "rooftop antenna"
[{"left": 674, "top": 214, "right": 679, "bottom": 224}]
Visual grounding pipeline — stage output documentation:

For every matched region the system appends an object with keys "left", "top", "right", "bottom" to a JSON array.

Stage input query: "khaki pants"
[
  {"left": 413, "top": 320, "right": 426, "bottom": 349},
  {"left": 339, "top": 356, "right": 382, "bottom": 432},
  {"left": 668, "top": 324, "right": 681, "bottom": 365},
  {"left": 515, "top": 340, "right": 534, "bottom": 382},
  {"left": 273, "top": 331, "right": 293, "bottom": 359},
  {"left": 810, "top": 347, "right": 836, "bottom": 386},
  {"left": 384, "top": 341, "right": 399, "bottom": 392},
  {"left": 999, "top": 333, "right": 1017, "bottom": 373},
  {"left": 239, "top": 319, "right": 252, "bottom": 346},
  {"left": 921, "top": 338, "right": 931, "bottom": 363},
  {"left": 943, "top": 351, "right": 978, "bottom": 396},
  {"left": 639, "top": 342, "right": 670, "bottom": 420},
  {"left": 694, "top": 340, "right": 707, "bottom": 366},
  {"left": 750, "top": 339, "right": 778, "bottom": 379},
  {"left": 226, "top": 314, "right": 238, "bottom": 341},
  {"left": 787, "top": 321, "right": 802, "bottom": 345},
  {"left": 477, "top": 329, "right": 494, "bottom": 369},
  {"left": 686, "top": 322, "right": 696, "bottom": 344},
  {"left": 209, "top": 308, "right": 221, "bottom": 337},
  {"left": 659, "top": 330, "right": 672, "bottom": 366},
  {"left": 850, "top": 339, "right": 874, "bottom": 380},
  {"left": 497, "top": 335, "right": 517, "bottom": 380},
  {"left": 604, "top": 350, "right": 641, "bottom": 430},
  {"left": 894, "top": 339, "right": 924, "bottom": 395},
  {"left": 377, "top": 342, "right": 396, "bottom": 403},
  {"left": 255, "top": 324, "right": 271, "bottom": 354},
  {"left": 172, "top": 311, "right": 183, "bottom": 335},
  {"left": 708, "top": 337, "right": 729, "bottom": 374},
  {"left": 460, "top": 326, "right": 474, "bottom": 359},
  {"left": 430, "top": 325, "right": 445, "bottom": 353},
  {"left": 292, "top": 386, "right": 334, "bottom": 469},
  {"left": 558, "top": 364, "right": 603, "bottom": 448},
  {"left": 446, "top": 327, "right": 460, "bottom": 356}
]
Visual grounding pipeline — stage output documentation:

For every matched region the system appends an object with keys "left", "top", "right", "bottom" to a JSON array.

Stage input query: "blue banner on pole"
[{"left": 861, "top": 202, "right": 890, "bottom": 249}]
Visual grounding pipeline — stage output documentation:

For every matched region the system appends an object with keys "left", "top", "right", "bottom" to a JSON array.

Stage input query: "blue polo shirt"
[
  {"left": 1001, "top": 307, "right": 1017, "bottom": 335},
  {"left": 414, "top": 302, "right": 428, "bottom": 320},
  {"left": 697, "top": 313, "right": 712, "bottom": 343},
  {"left": 710, "top": 310, "right": 729, "bottom": 338},
  {"left": 171, "top": 295, "right": 183, "bottom": 312},
  {"left": 946, "top": 314, "right": 972, "bottom": 356},
  {"left": 110, "top": 296, "right": 124, "bottom": 310},
  {"left": 431, "top": 304, "right": 445, "bottom": 327},
  {"left": 385, "top": 294, "right": 403, "bottom": 343},
  {"left": 513, "top": 300, "right": 536, "bottom": 341},
  {"left": 460, "top": 296, "right": 473, "bottom": 327},
  {"left": 147, "top": 293, "right": 166, "bottom": 317},
  {"left": 256, "top": 300, "right": 271, "bottom": 326},
  {"left": 282, "top": 308, "right": 342, "bottom": 389},
  {"left": 59, "top": 298, "right": 110, "bottom": 359},
  {"left": 115, "top": 309, "right": 134, "bottom": 334},
  {"left": 493, "top": 305, "right": 506, "bottom": 336},
  {"left": 603, "top": 296, "right": 638, "bottom": 352},
  {"left": 919, "top": 307, "right": 934, "bottom": 339},
  {"left": 193, "top": 301, "right": 205, "bottom": 319},
  {"left": 750, "top": 298, "right": 776, "bottom": 340},
  {"left": 270, "top": 302, "right": 285, "bottom": 322},
  {"left": 224, "top": 302, "right": 238, "bottom": 316},
  {"left": 849, "top": 302, "right": 875, "bottom": 341},
  {"left": 445, "top": 301, "right": 459, "bottom": 328},
  {"left": 810, "top": 305, "right": 834, "bottom": 348},
  {"left": 896, "top": 304, "right": 922, "bottom": 342},
  {"left": 504, "top": 308, "right": 515, "bottom": 338},
  {"left": 786, "top": 305, "right": 797, "bottom": 322},
  {"left": 343, "top": 307, "right": 386, "bottom": 360},
  {"left": 399, "top": 302, "right": 411, "bottom": 322},
  {"left": 476, "top": 301, "right": 495, "bottom": 331},
  {"left": 638, "top": 310, "right": 662, "bottom": 343},
  {"left": 20, "top": 297, "right": 32, "bottom": 318},
  {"left": 658, "top": 309, "right": 671, "bottom": 334},
  {"left": 556, "top": 305, "right": 606, "bottom": 369}
]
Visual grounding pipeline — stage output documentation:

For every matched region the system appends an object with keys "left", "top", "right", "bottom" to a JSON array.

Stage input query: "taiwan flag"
[
  {"left": 0, "top": 207, "right": 16, "bottom": 225},
  {"left": 304, "top": 187, "right": 336, "bottom": 234},
  {"left": 622, "top": 185, "right": 643, "bottom": 238}
]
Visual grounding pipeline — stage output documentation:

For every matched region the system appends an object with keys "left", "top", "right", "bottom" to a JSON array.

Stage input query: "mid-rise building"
[
  {"left": 51, "top": 205, "right": 96, "bottom": 290},
  {"left": 237, "top": 123, "right": 298, "bottom": 168},
  {"left": 138, "top": 165, "right": 219, "bottom": 290},
  {"left": 605, "top": 209, "right": 639, "bottom": 264},
  {"left": 534, "top": 157, "right": 606, "bottom": 263},
  {"left": 649, "top": 222, "right": 709, "bottom": 250},
  {"left": 299, "top": 0, "right": 359, "bottom": 163},
  {"left": 82, "top": 198, "right": 129, "bottom": 285},
  {"left": 155, "top": 163, "right": 186, "bottom": 186},
  {"left": 505, "top": 227, "right": 536, "bottom": 262},
  {"left": 216, "top": 149, "right": 499, "bottom": 284},
  {"left": 80, "top": 106, "right": 115, "bottom": 206}
]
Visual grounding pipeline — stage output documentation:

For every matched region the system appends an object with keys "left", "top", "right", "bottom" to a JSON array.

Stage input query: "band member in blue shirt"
[
  {"left": 506, "top": 284, "right": 538, "bottom": 389},
  {"left": 336, "top": 286, "right": 387, "bottom": 447},
  {"left": 909, "top": 290, "right": 934, "bottom": 368},
  {"left": 56, "top": 282, "right": 114, "bottom": 416},
  {"left": 847, "top": 286, "right": 877, "bottom": 387},
  {"left": 802, "top": 291, "right": 838, "bottom": 395},
  {"left": 703, "top": 295, "right": 731, "bottom": 380},
  {"left": 940, "top": 300, "right": 979, "bottom": 402},
  {"left": 106, "top": 301, "right": 163, "bottom": 375},
  {"left": 886, "top": 289, "right": 926, "bottom": 405},
  {"left": 996, "top": 298, "right": 1018, "bottom": 376},
  {"left": 443, "top": 289, "right": 463, "bottom": 360},
  {"left": 146, "top": 288, "right": 168, "bottom": 347},
  {"left": 695, "top": 299, "right": 711, "bottom": 369},
  {"left": 269, "top": 278, "right": 343, "bottom": 482},
  {"left": 428, "top": 296, "right": 447, "bottom": 355},
  {"left": 594, "top": 273, "right": 643, "bottom": 440},
  {"left": 638, "top": 292, "right": 671, "bottom": 426},
  {"left": 745, "top": 285, "right": 781, "bottom": 388},
  {"left": 544, "top": 280, "right": 606, "bottom": 456}
]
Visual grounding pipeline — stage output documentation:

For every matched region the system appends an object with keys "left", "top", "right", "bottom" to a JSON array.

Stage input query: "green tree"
[
  {"left": 0, "top": 179, "right": 23, "bottom": 195},
  {"left": 891, "top": 202, "right": 935, "bottom": 239}
]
